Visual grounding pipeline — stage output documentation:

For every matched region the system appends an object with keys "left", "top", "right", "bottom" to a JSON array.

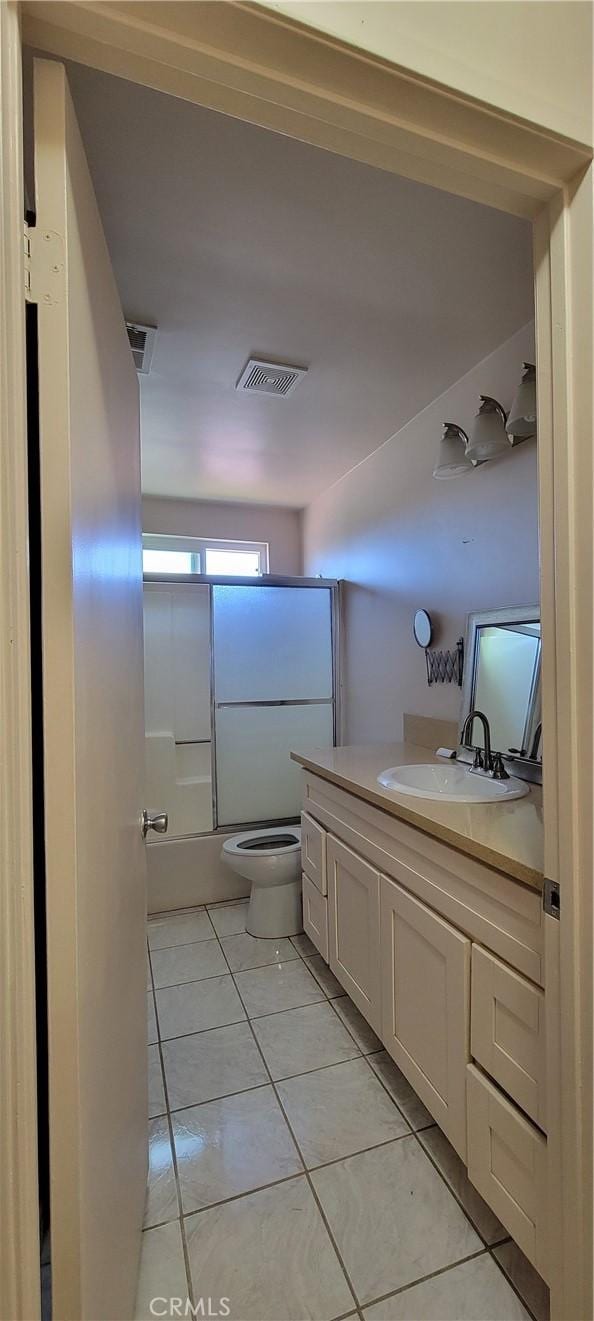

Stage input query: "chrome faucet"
[{"left": 461, "top": 709, "right": 510, "bottom": 779}]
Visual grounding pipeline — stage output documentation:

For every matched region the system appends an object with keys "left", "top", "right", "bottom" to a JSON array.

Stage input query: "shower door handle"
[{"left": 142, "top": 809, "right": 168, "bottom": 839}]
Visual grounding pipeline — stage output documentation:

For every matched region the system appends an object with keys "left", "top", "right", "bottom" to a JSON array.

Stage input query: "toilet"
[{"left": 221, "top": 826, "right": 302, "bottom": 938}]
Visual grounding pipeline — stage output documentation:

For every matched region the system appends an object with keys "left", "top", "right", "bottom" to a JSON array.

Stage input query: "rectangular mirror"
[{"left": 458, "top": 605, "right": 541, "bottom": 783}]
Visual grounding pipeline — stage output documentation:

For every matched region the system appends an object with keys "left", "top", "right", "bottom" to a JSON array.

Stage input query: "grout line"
[
  {"left": 304, "top": 1129, "right": 413, "bottom": 1175},
  {"left": 359, "top": 1247, "right": 490, "bottom": 1312},
  {"left": 181, "top": 1170, "right": 306, "bottom": 1222},
  {"left": 165, "top": 1047, "right": 365, "bottom": 1117},
  {"left": 213, "top": 929, "right": 361, "bottom": 1315},
  {"left": 154, "top": 1012, "right": 196, "bottom": 1308}
]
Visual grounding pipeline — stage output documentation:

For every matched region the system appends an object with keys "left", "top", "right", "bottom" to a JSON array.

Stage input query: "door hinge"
[
  {"left": 543, "top": 878, "right": 560, "bottom": 919},
  {"left": 24, "top": 223, "right": 65, "bottom": 305}
]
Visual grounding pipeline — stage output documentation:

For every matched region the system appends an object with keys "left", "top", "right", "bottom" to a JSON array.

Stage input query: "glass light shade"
[
  {"left": 507, "top": 363, "right": 537, "bottom": 441},
  {"left": 433, "top": 423, "right": 474, "bottom": 480},
  {"left": 465, "top": 396, "right": 509, "bottom": 462}
]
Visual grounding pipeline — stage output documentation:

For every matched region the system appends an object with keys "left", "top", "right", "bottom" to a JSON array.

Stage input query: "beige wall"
[
  {"left": 303, "top": 323, "right": 538, "bottom": 745},
  {"left": 260, "top": 2, "right": 593, "bottom": 147},
  {"left": 142, "top": 496, "right": 303, "bottom": 575}
]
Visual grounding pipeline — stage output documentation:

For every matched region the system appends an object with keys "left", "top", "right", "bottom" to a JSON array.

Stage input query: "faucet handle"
[
  {"left": 491, "top": 752, "right": 510, "bottom": 780},
  {"left": 472, "top": 747, "right": 484, "bottom": 771}
]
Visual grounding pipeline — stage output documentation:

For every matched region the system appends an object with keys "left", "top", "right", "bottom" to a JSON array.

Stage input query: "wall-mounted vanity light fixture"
[
  {"left": 432, "top": 422, "right": 475, "bottom": 480},
  {"left": 465, "top": 395, "right": 509, "bottom": 464},
  {"left": 506, "top": 362, "right": 537, "bottom": 443}
]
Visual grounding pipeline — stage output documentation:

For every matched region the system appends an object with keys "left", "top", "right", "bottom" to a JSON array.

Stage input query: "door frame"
[{"left": 1, "top": 3, "right": 592, "bottom": 1317}]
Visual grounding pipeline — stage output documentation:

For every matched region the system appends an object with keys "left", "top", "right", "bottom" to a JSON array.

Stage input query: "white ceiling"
[{"left": 65, "top": 62, "right": 534, "bottom": 509}]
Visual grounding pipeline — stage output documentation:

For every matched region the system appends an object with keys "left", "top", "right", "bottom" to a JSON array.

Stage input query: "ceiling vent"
[
  {"left": 236, "top": 357, "right": 307, "bottom": 398},
  {"left": 126, "top": 321, "right": 157, "bottom": 374}
]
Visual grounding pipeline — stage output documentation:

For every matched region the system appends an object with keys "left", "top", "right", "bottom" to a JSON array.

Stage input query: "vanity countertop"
[{"left": 291, "top": 741, "right": 544, "bottom": 891}]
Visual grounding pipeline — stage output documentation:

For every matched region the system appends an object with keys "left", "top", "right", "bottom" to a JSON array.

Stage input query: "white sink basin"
[{"left": 377, "top": 762, "right": 529, "bottom": 803}]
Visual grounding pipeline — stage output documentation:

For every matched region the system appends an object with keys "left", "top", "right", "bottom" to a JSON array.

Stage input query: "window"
[
  {"left": 142, "top": 548, "right": 195, "bottom": 575},
  {"left": 142, "top": 535, "right": 268, "bottom": 577},
  {"left": 204, "top": 548, "right": 261, "bottom": 577}
]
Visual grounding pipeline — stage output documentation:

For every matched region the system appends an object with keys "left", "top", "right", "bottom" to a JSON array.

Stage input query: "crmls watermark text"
[{"left": 149, "top": 1299, "right": 230, "bottom": 1318}]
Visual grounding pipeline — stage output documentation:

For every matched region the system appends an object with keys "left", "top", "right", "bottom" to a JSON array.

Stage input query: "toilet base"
[{"left": 246, "top": 878, "right": 303, "bottom": 939}]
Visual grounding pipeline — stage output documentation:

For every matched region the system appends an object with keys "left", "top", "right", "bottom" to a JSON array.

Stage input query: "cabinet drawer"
[
  {"left": 302, "top": 872, "right": 328, "bottom": 961},
  {"left": 472, "top": 945, "right": 546, "bottom": 1129},
  {"left": 467, "top": 1064, "right": 548, "bottom": 1279},
  {"left": 301, "top": 811, "right": 327, "bottom": 894},
  {"left": 381, "top": 877, "right": 470, "bottom": 1160}
]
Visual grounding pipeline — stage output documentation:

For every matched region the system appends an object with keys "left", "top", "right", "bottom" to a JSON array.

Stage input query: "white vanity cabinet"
[{"left": 300, "top": 768, "right": 549, "bottom": 1279}]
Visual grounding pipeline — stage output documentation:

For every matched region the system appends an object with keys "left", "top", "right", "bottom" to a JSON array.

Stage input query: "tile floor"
[{"left": 139, "top": 902, "right": 550, "bottom": 1321}]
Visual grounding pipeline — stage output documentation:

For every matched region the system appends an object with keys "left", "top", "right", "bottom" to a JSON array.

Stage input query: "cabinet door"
[
  {"left": 381, "top": 877, "right": 470, "bottom": 1159},
  {"left": 327, "top": 836, "right": 381, "bottom": 1033}
]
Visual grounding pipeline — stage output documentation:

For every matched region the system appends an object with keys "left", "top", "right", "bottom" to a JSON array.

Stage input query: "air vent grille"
[
  {"left": 236, "top": 358, "right": 307, "bottom": 398},
  {"left": 126, "top": 321, "right": 157, "bottom": 374}
]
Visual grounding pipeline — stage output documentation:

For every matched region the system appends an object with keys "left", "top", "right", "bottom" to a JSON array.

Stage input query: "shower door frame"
[{"left": 143, "top": 572, "right": 341, "bottom": 836}]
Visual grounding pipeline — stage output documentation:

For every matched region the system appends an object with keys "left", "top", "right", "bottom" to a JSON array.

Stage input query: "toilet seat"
[{"left": 222, "top": 826, "right": 300, "bottom": 860}]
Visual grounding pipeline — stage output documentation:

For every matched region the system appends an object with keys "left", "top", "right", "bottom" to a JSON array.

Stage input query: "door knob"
[{"left": 142, "top": 809, "right": 168, "bottom": 839}]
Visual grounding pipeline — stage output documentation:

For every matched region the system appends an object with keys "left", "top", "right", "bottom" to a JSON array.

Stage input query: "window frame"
[{"left": 142, "top": 533, "right": 269, "bottom": 577}]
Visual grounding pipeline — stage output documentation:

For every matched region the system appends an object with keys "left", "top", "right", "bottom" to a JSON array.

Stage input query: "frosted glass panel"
[
  {"left": 215, "top": 703, "right": 334, "bottom": 825},
  {"left": 144, "top": 583, "right": 211, "bottom": 741},
  {"left": 213, "top": 585, "right": 332, "bottom": 701}
]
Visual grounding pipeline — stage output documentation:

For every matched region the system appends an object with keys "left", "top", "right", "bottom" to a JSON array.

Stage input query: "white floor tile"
[
  {"left": 493, "top": 1241, "right": 550, "bottom": 1321},
  {"left": 305, "top": 955, "right": 344, "bottom": 998},
  {"left": 311, "top": 1136, "right": 481, "bottom": 1304},
  {"left": 172, "top": 1084, "right": 302, "bottom": 1213},
  {"left": 185, "top": 1175, "right": 354, "bottom": 1320},
  {"left": 144, "top": 1116, "right": 178, "bottom": 1229},
  {"left": 148, "top": 1044, "right": 167, "bottom": 1119},
  {"left": 368, "top": 1051, "right": 433, "bottom": 1130},
  {"left": 278, "top": 1057, "right": 409, "bottom": 1167},
  {"left": 162, "top": 1021, "right": 268, "bottom": 1111},
  {"left": 208, "top": 901, "right": 249, "bottom": 937},
  {"left": 332, "top": 996, "right": 382, "bottom": 1053},
  {"left": 364, "top": 1253, "right": 531, "bottom": 1320},
  {"left": 147, "top": 992, "right": 158, "bottom": 1045},
  {"left": 220, "top": 931, "right": 299, "bottom": 972},
  {"left": 252, "top": 1000, "right": 360, "bottom": 1081},
  {"left": 156, "top": 975, "right": 245, "bottom": 1041},
  {"left": 234, "top": 959, "right": 325, "bottom": 1017},
  {"left": 151, "top": 938, "right": 228, "bottom": 989},
  {"left": 148, "top": 911, "right": 214, "bottom": 950},
  {"left": 419, "top": 1125, "right": 506, "bottom": 1245},
  {"left": 135, "top": 1221, "right": 188, "bottom": 1320}
]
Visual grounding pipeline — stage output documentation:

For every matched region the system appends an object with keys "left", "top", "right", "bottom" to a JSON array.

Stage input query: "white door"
[{"left": 32, "top": 58, "right": 148, "bottom": 1320}]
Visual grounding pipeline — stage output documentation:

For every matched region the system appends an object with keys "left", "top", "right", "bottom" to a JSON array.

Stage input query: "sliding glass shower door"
[{"left": 213, "top": 584, "right": 334, "bottom": 825}]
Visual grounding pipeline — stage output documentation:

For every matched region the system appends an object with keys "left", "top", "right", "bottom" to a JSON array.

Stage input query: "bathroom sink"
[{"left": 377, "top": 762, "right": 529, "bottom": 803}]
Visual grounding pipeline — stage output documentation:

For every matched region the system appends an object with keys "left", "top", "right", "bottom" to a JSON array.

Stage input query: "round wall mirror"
[{"left": 413, "top": 609, "right": 433, "bottom": 648}]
